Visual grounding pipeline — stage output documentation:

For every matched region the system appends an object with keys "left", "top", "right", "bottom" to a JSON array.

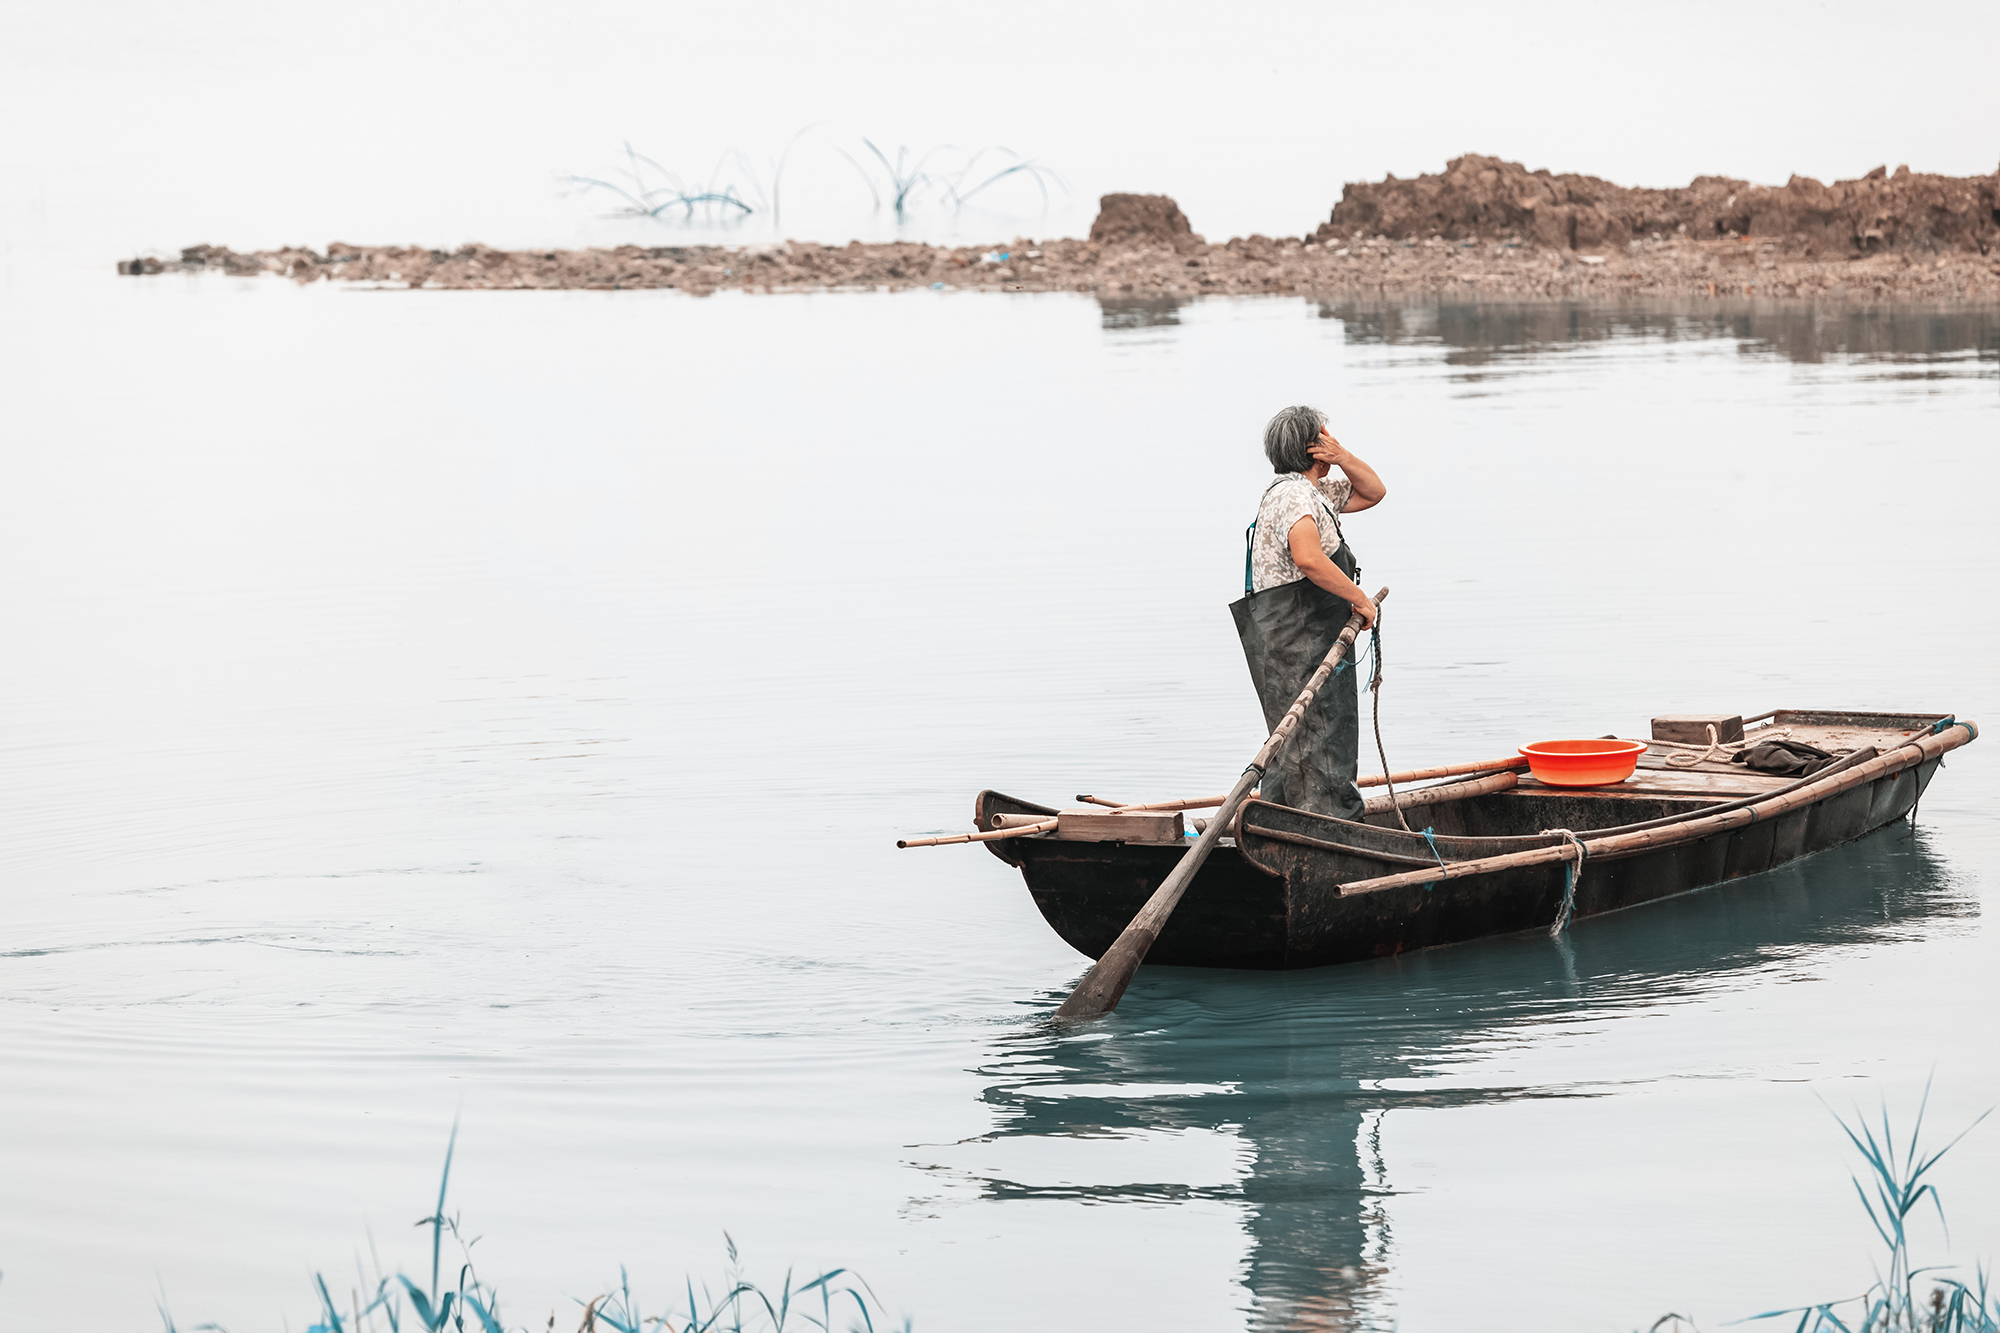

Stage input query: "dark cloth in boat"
[
  {"left": 1230, "top": 488, "right": 1365, "bottom": 821},
  {"left": 1732, "top": 738, "right": 1841, "bottom": 777}
]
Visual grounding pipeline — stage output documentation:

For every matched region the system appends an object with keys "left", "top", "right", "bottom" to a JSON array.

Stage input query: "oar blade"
[
  {"left": 1051, "top": 926, "right": 1157, "bottom": 1021},
  {"left": 1049, "top": 766, "right": 1259, "bottom": 1022},
  {"left": 1047, "top": 587, "right": 1387, "bottom": 1023}
]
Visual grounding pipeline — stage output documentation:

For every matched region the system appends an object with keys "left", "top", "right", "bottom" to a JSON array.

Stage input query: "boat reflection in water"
[{"left": 959, "top": 827, "right": 1974, "bottom": 1331}]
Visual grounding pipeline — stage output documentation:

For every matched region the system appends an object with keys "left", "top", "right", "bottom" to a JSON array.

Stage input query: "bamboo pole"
[
  {"left": 1076, "top": 794, "right": 1230, "bottom": 814},
  {"left": 1362, "top": 769, "right": 1516, "bottom": 815},
  {"left": 898, "top": 818, "right": 1056, "bottom": 849},
  {"left": 1053, "top": 588, "right": 1389, "bottom": 1022},
  {"left": 1332, "top": 722, "right": 1976, "bottom": 897},
  {"left": 1087, "top": 760, "right": 1528, "bottom": 808},
  {"left": 1355, "top": 756, "right": 1528, "bottom": 787},
  {"left": 1081, "top": 762, "right": 1529, "bottom": 813}
]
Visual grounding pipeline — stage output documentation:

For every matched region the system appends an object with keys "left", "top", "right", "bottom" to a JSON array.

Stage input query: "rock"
[
  {"left": 1316, "top": 154, "right": 2000, "bottom": 255},
  {"left": 1089, "top": 193, "right": 1203, "bottom": 253}
]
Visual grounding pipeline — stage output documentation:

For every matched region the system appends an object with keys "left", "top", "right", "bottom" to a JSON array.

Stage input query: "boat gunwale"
[
  {"left": 1238, "top": 739, "right": 1891, "bottom": 870},
  {"left": 976, "top": 713, "right": 1968, "bottom": 878},
  {"left": 1327, "top": 720, "right": 1976, "bottom": 896}
]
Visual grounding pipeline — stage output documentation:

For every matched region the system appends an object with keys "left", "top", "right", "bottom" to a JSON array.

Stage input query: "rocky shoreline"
[{"left": 118, "top": 156, "right": 2000, "bottom": 304}]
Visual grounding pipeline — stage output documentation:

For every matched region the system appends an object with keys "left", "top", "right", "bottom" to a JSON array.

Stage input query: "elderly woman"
[{"left": 1230, "top": 406, "right": 1388, "bottom": 820}]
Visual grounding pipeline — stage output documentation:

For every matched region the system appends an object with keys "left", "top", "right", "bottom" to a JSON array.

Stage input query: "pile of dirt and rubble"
[
  {"left": 117, "top": 159, "right": 2000, "bottom": 303},
  {"left": 1087, "top": 192, "right": 1203, "bottom": 252},
  {"left": 1318, "top": 153, "right": 2000, "bottom": 257}
]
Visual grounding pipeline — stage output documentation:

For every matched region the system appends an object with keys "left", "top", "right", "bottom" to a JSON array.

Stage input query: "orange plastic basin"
[{"left": 1518, "top": 739, "right": 1647, "bottom": 786}]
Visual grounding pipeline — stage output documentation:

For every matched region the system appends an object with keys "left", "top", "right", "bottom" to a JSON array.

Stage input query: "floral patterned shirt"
[{"left": 1249, "top": 472, "right": 1353, "bottom": 593}]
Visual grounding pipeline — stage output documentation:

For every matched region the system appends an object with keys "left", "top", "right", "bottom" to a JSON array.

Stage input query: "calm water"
[{"left": 1, "top": 269, "right": 1996, "bottom": 1332}]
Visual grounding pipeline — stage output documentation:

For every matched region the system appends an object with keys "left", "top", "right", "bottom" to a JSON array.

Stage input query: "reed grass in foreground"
[
  {"left": 149, "top": 1084, "right": 1992, "bottom": 1333},
  {"left": 155, "top": 1123, "right": 904, "bottom": 1333},
  {"left": 1653, "top": 1080, "right": 1996, "bottom": 1333}
]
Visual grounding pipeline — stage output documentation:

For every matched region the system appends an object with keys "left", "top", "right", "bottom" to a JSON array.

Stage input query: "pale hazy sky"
[{"left": 3, "top": 0, "right": 1996, "bottom": 261}]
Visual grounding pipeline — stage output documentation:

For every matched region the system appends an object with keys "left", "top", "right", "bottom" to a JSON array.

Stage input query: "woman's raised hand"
[{"left": 1309, "top": 427, "right": 1349, "bottom": 468}]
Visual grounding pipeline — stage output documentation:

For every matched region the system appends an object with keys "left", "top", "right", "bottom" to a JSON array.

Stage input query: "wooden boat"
[{"left": 974, "top": 710, "right": 1977, "bottom": 970}]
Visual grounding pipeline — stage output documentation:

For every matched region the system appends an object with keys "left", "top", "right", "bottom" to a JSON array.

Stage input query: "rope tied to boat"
[
  {"left": 1364, "top": 624, "right": 1414, "bottom": 832},
  {"left": 1420, "top": 826, "right": 1447, "bottom": 875},
  {"left": 1542, "top": 827, "right": 1588, "bottom": 935},
  {"left": 1910, "top": 718, "right": 1957, "bottom": 829},
  {"left": 1650, "top": 722, "right": 1794, "bottom": 768}
]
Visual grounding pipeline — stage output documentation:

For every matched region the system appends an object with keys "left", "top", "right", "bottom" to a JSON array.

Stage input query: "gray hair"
[{"left": 1263, "top": 405, "right": 1327, "bottom": 473}]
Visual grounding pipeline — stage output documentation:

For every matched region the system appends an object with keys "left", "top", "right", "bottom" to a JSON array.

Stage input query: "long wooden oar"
[{"left": 1052, "top": 586, "right": 1389, "bottom": 1022}]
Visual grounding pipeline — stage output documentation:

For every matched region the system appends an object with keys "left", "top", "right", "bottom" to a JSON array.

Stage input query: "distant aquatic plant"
[
  {"left": 156, "top": 1121, "right": 902, "bottom": 1333},
  {"left": 856, "top": 139, "right": 1060, "bottom": 222},
  {"left": 566, "top": 128, "right": 1065, "bottom": 228},
  {"left": 1648, "top": 1080, "right": 1997, "bottom": 1333},
  {"left": 856, "top": 139, "right": 935, "bottom": 222},
  {"left": 565, "top": 142, "right": 760, "bottom": 224}
]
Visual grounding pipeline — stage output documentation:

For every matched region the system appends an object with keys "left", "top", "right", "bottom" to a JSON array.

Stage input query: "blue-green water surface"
[{"left": 1, "top": 271, "right": 1995, "bottom": 1331}]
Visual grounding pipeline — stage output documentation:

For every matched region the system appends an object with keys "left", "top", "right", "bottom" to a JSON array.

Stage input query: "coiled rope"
[{"left": 1639, "top": 723, "right": 1794, "bottom": 768}]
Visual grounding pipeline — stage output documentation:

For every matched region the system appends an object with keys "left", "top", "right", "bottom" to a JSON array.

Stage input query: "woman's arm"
[
  {"left": 1288, "top": 516, "right": 1377, "bottom": 627},
  {"left": 1311, "top": 429, "right": 1387, "bottom": 512}
]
